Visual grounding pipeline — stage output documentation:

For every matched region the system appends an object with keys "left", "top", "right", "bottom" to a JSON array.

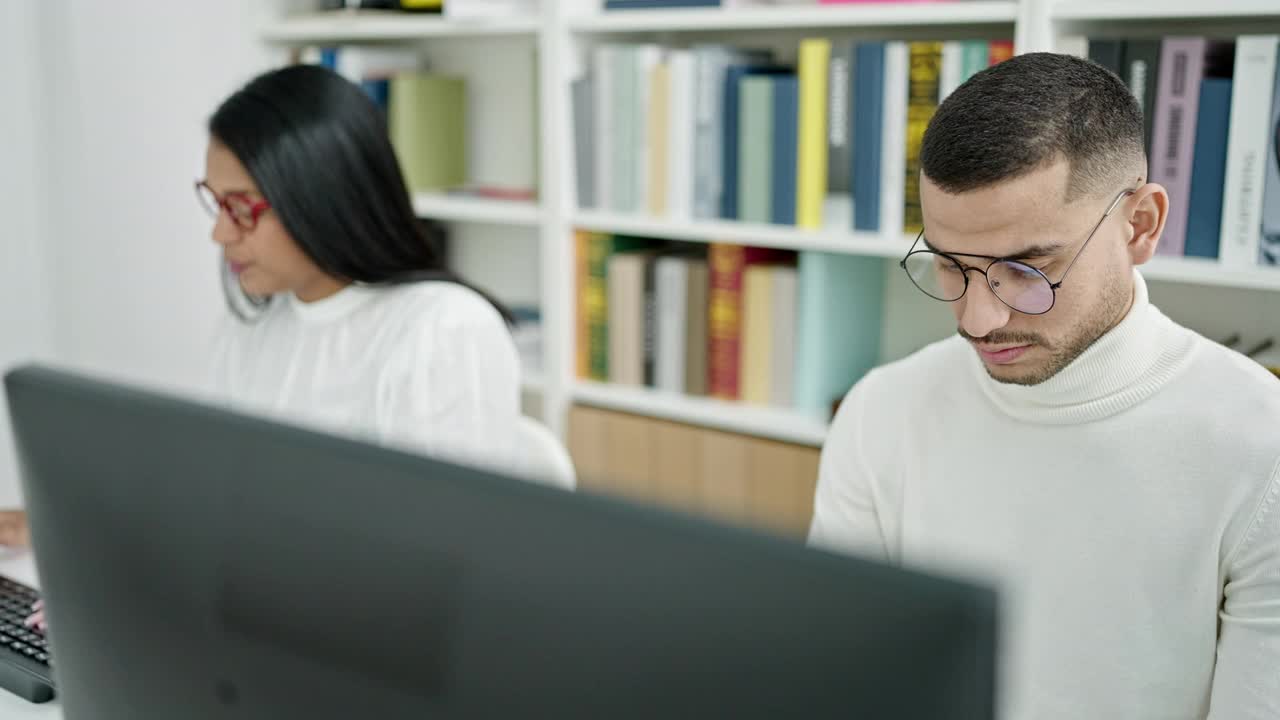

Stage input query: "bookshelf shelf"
[
  {"left": 572, "top": 211, "right": 911, "bottom": 258},
  {"left": 567, "top": 2, "right": 1018, "bottom": 34},
  {"left": 262, "top": 11, "right": 541, "bottom": 43},
  {"left": 1050, "top": 0, "right": 1280, "bottom": 22},
  {"left": 412, "top": 193, "right": 543, "bottom": 227},
  {"left": 1142, "top": 257, "right": 1280, "bottom": 293},
  {"left": 522, "top": 371, "right": 546, "bottom": 395},
  {"left": 572, "top": 381, "right": 830, "bottom": 448}
]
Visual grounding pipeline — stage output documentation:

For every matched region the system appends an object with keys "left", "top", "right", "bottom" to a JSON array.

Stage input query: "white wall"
[
  {"left": 0, "top": 2, "right": 56, "bottom": 506},
  {"left": 38, "top": 0, "right": 275, "bottom": 392}
]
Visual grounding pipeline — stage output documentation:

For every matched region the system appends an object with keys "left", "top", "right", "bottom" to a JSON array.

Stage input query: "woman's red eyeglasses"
[{"left": 195, "top": 180, "right": 271, "bottom": 231}]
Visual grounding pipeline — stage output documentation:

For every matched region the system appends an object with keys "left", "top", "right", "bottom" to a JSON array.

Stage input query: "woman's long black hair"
[{"left": 209, "top": 63, "right": 511, "bottom": 324}]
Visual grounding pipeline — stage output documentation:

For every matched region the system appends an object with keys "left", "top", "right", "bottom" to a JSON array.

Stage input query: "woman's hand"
[
  {"left": 0, "top": 511, "right": 29, "bottom": 548},
  {"left": 23, "top": 601, "right": 44, "bottom": 633}
]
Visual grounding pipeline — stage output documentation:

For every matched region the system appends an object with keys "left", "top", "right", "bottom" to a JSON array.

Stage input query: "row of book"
[
  {"left": 572, "top": 38, "right": 1013, "bottom": 235},
  {"left": 1084, "top": 36, "right": 1280, "bottom": 268},
  {"left": 575, "top": 233, "right": 885, "bottom": 418}
]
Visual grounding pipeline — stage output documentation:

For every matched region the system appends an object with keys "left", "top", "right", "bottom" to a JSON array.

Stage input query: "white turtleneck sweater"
[{"left": 809, "top": 272, "right": 1280, "bottom": 719}]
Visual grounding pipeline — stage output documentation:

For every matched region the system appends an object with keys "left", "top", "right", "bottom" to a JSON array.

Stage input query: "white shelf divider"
[
  {"left": 1141, "top": 257, "right": 1280, "bottom": 293},
  {"left": 568, "top": 1, "right": 1018, "bottom": 33},
  {"left": 572, "top": 381, "right": 830, "bottom": 448},
  {"left": 573, "top": 211, "right": 912, "bottom": 258},
  {"left": 412, "top": 193, "right": 543, "bottom": 227},
  {"left": 262, "top": 10, "right": 541, "bottom": 43},
  {"left": 1051, "top": 0, "right": 1280, "bottom": 22}
]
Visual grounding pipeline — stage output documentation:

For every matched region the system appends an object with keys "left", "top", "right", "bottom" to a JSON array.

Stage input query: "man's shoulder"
[{"left": 853, "top": 335, "right": 969, "bottom": 400}]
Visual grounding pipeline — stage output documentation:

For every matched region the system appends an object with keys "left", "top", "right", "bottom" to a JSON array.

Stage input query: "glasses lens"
[
  {"left": 195, "top": 183, "right": 221, "bottom": 219},
  {"left": 989, "top": 261, "right": 1054, "bottom": 314},
  {"left": 222, "top": 195, "right": 258, "bottom": 229},
  {"left": 904, "top": 251, "right": 967, "bottom": 302}
]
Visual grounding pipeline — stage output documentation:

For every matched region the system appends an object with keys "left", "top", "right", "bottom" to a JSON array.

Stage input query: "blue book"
[
  {"left": 721, "top": 65, "right": 785, "bottom": 220},
  {"left": 320, "top": 48, "right": 339, "bottom": 71},
  {"left": 793, "top": 253, "right": 885, "bottom": 418},
  {"left": 1185, "top": 77, "right": 1233, "bottom": 259},
  {"left": 360, "top": 79, "right": 390, "bottom": 115},
  {"left": 771, "top": 76, "right": 800, "bottom": 226},
  {"left": 852, "top": 43, "right": 885, "bottom": 232}
]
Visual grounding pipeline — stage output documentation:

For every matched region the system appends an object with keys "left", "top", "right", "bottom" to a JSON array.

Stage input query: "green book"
[
  {"left": 389, "top": 73, "right": 467, "bottom": 192},
  {"left": 738, "top": 76, "right": 774, "bottom": 224},
  {"left": 586, "top": 235, "right": 653, "bottom": 380},
  {"left": 793, "top": 252, "right": 885, "bottom": 418},
  {"left": 961, "top": 41, "right": 989, "bottom": 83}
]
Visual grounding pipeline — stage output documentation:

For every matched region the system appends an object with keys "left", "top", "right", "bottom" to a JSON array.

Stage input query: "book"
[
  {"left": 1088, "top": 39, "right": 1125, "bottom": 78},
  {"left": 940, "top": 41, "right": 964, "bottom": 100},
  {"left": 740, "top": 265, "right": 776, "bottom": 404},
  {"left": 593, "top": 45, "right": 617, "bottom": 212},
  {"left": 692, "top": 46, "right": 771, "bottom": 220},
  {"left": 647, "top": 60, "right": 672, "bottom": 217},
  {"left": 575, "top": 231, "right": 594, "bottom": 378},
  {"left": 769, "top": 266, "right": 798, "bottom": 408},
  {"left": 988, "top": 40, "right": 1014, "bottom": 66},
  {"left": 853, "top": 42, "right": 886, "bottom": 232},
  {"left": 1220, "top": 36, "right": 1279, "bottom": 269},
  {"left": 738, "top": 75, "right": 777, "bottom": 224},
  {"left": 904, "top": 42, "right": 942, "bottom": 236},
  {"left": 772, "top": 75, "right": 801, "bottom": 226},
  {"left": 389, "top": 73, "right": 467, "bottom": 193},
  {"left": 583, "top": 235, "right": 652, "bottom": 380},
  {"left": 961, "top": 40, "right": 989, "bottom": 82},
  {"left": 1185, "top": 77, "right": 1233, "bottom": 259},
  {"left": 879, "top": 42, "right": 909, "bottom": 238},
  {"left": 722, "top": 64, "right": 787, "bottom": 220},
  {"left": 655, "top": 255, "right": 709, "bottom": 394},
  {"left": 667, "top": 50, "right": 697, "bottom": 220},
  {"left": 572, "top": 75, "right": 596, "bottom": 209},
  {"left": 634, "top": 45, "right": 665, "bottom": 214},
  {"left": 794, "top": 253, "right": 885, "bottom": 419},
  {"left": 708, "top": 245, "right": 790, "bottom": 400},
  {"left": 1149, "top": 37, "right": 1207, "bottom": 257},
  {"left": 796, "top": 38, "right": 831, "bottom": 229},
  {"left": 825, "top": 41, "right": 856, "bottom": 230},
  {"left": 1261, "top": 53, "right": 1280, "bottom": 266},
  {"left": 608, "top": 251, "right": 652, "bottom": 386},
  {"left": 1121, "top": 40, "right": 1161, "bottom": 160}
]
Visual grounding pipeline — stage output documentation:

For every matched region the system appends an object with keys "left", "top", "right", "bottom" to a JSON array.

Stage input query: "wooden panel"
[
  {"left": 747, "top": 439, "right": 820, "bottom": 538},
  {"left": 697, "top": 429, "right": 752, "bottom": 525},
  {"left": 566, "top": 405, "right": 612, "bottom": 491},
  {"left": 603, "top": 411, "right": 655, "bottom": 503},
  {"left": 650, "top": 420, "right": 703, "bottom": 513}
]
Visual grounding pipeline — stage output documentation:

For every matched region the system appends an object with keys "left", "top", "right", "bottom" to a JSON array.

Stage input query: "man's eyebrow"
[{"left": 922, "top": 235, "right": 1067, "bottom": 262}]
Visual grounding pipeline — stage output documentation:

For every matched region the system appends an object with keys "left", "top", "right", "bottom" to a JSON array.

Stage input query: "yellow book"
[
  {"left": 904, "top": 42, "right": 943, "bottom": 234},
  {"left": 575, "top": 231, "right": 591, "bottom": 379},
  {"left": 796, "top": 38, "right": 831, "bottom": 229},
  {"left": 739, "top": 265, "right": 775, "bottom": 405},
  {"left": 647, "top": 61, "right": 671, "bottom": 217}
]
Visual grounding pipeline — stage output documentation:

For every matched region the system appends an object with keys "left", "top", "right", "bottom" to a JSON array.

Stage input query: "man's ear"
[{"left": 1126, "top": 183, "right": 1168, "bottom": 265}]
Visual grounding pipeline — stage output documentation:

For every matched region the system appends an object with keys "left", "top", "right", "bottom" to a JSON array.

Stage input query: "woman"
[{"left": 18, "top": 63, "right": 532, "bottom": 629}]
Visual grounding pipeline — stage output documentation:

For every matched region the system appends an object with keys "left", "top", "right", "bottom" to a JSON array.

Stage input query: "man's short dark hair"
[{"left": 920, "top": 52, "right": 1145, "bottom": 201}]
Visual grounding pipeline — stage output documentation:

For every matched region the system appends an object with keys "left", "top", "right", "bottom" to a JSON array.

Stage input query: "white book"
[
  {"left": 879, "top": 42, "right": 909, "bottom": 240},
  {"left": 334, "top": 46, "right": 421, "bottom": 85},
  {"left": 666, "top": 50, "right": 697, "bottom": 220},
  {"left": 634, "top": 45, "right": 664, "bottom": 216},
  {"left": 593, "top": 45, "right": 616, "bottom": 213},
  {"left": 654, "top": 257, "right": 689, "bottom": 394},
  {"left": 769, "top": 266, "right": 798, "bottom": 408},
  {"left": 1056, "top": 35, "right": 1090, "bottom": 59},
  {"left": 444, "top": 0, "right": 538, "bottom": 20},
  {"left": 1219, "top": 36, "right": 1279, "bottom": 269},
  {"left": 939, "top": 42, "right": 964, "bottom": 101}
]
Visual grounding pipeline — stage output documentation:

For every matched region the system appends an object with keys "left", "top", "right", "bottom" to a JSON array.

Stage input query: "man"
[{"left": 809, "top": 53, "right": 1279, "bottom": 719}]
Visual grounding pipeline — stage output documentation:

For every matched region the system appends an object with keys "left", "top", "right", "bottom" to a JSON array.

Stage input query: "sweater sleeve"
[
  {"left": 1207, "top": 461, "right": 1280, "bottom": 719},
  {"left": 379, "top": 291, "right": 522, "bottom": 474},
  {"left": 806, "top": 378, "right": 892, "bottom": 562}
]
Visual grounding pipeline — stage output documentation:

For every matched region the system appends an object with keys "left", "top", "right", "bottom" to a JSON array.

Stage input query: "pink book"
[{"left": 1149, "top": 37, "right": 1207, "bottom": 257}]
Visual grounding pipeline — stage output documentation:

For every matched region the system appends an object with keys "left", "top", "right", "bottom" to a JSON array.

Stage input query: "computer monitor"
[{"left": 5, "top": 365, "right": 996, "bottom": 719}]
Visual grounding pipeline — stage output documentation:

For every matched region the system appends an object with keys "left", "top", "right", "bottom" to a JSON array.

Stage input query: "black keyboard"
[{"left": 0, "top": 575, "right": 53, "bottom": 703}]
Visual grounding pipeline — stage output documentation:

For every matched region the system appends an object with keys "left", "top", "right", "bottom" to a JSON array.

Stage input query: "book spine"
[
  {"left": 879, "top": 42, "right": 909, "bottom": 238},
  {"left": 988, "top": 40, "right": 1014, "bottom": 66},
  {"left": 825, "top": 42, "right": 855, "bottom": 229},
  {"left": 1150, "top": 37, "right": 1207, "bottom": 257},
  {"left": 643, "top": 254, "right": 659, "bottom": 387},
  {"left": 708, "top": 244, "right": 746, "bottom": 400},
  {"left": 853, "top": 42, "right": 885, "bottom": 232},
  {"left": 586, "top": 235, "right": 613, "bottom": 380},
  {"left": 575, "top": 231, "right": 592, "bottom": 378},
  {"left": 1220, "top": 36, "right": 1279, "bottom": 268},
  {"left": 773, "top": 76, "right": 801, "bottom": 226},
  {"left": 739, "top": 76, "right": 775, "bottom": 224},
  {"left": 796, "top": 38, "right": 831, "bottom": 229},
  {"left": 1185, "top": 78, "right": 1233, "bottom": 259},
  {"left": 904, "top": 42, "right": 942, "bottom": 236},
  {"left": 1121, "top": 39, "right": 1161, "bottom": 159},
  {"left": 572, "top": 75, "right": 596, "bottom": 209},
  {"left": 1261, "top": 50, "right": 1280, "bottom": 265},
  {"left": 647, "top": 60, "right": 671, "bottom": 217}
]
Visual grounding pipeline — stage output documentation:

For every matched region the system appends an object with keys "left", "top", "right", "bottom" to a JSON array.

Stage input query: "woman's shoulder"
[{"left": 379, "top": 281, "right": 507, "bottom": 333}]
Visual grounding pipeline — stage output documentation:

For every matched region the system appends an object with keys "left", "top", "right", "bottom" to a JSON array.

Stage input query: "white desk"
[{"left": 0, "top": 552, "right": 59, "bottom": 719}]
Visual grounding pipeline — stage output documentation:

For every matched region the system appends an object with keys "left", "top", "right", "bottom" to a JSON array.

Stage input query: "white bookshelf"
[
  {"left": 1050, "top": 0, "right": 1280, "bottom": 22},
  {"left": 261, "top": 10, "right": 540, "bottom": 42},
  {"left": 413, "top": 193, "right": 543, "bottom": 227},
  {"left": 260, "top": 0, "right": 1280, "bottom": 444},
  {"left": 573, "top": 381, "right": 829, "bottom": 447},
  {"left": 567, "top": 1, "right": 1018, "bottom": 33}
]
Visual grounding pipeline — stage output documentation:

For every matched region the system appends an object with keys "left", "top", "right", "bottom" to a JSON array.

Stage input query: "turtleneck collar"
[
  {"left": 970, "top": 270, "right": 1199, "bottom": 424},
  {"left": 285, "top": 283, "right": 378, "bottom": 325}
]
